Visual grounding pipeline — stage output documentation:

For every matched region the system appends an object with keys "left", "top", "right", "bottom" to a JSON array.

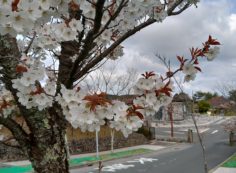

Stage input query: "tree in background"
[
  {"left": 81, "top": 64, "right": 138, "bottom": 95},
  {"left": 228, "top": 90, "right": 236, "bottom": 102},
  {"left": 193, "top": 91, "right": 218, "bottom": 102},
  {"left": 216, "top": 81, "right": 236, "bottom": 98},
  {"left": 198, "top": 100, "right": 211, "bottom": 113}
]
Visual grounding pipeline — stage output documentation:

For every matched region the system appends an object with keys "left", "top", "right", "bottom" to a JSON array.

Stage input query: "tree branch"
[
  {"left": 170, "top": 2, "right": 191, "bottom": 15},
  {"left": 73, "top": 0, "right": 190, "bottom": 81},
  {"left": 66, "top": 0, "right": 106, "bottom": 88},
  {"left": 0, "top": 116, "right": 29, "bottom": 147}
]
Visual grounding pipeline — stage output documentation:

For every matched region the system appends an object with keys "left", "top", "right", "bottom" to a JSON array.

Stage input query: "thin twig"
[
  {"left": 156, "top": 54, "right": 209, "bottom": 173},
  {"left": 24, "top": 32, "right": 36, "bottom": 54}
]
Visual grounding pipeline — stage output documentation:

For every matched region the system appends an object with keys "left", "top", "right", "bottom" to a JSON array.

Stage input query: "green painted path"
[
  {"left": 222, "top": 153, "right": 236, "bottom": 168},
  {"left": 0, "top": 148, "right": 152, "bottom": 173}
]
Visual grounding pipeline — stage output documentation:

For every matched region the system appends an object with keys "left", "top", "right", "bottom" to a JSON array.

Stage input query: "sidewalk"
[
  {"left": 0, "top": 144, "right": 167, "bottom": 173},
  {"left": 210, "top": 153, "right": 236, "bottom": 173}
]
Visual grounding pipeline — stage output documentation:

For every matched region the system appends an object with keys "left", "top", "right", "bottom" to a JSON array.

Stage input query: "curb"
[{"left": 209, "top": 152, "right": 236, "bottom": 173}]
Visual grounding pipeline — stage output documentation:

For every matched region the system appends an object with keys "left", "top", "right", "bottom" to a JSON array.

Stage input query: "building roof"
[{"left": 172, "top": 92, "right": 191, "bottom": 102}]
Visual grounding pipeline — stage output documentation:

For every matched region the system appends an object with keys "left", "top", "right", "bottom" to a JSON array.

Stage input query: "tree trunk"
[
  {"left": 28, "top": 127, "right": 69, "bottom": 173},
  {"left": 24, "top": 105, "right": 70, "bottom": 173},
  {"left": 0, "top": 35, "right": 70, "bottom": 173}
]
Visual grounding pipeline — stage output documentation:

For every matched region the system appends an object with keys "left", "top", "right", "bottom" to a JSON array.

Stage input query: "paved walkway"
[{"left": 211, "top": 167, "right": 236, "bottom": 173}]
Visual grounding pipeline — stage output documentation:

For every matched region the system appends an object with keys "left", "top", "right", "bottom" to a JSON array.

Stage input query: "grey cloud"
[{"left": 116, "top": 0, "right": 236, "bottom": 94}]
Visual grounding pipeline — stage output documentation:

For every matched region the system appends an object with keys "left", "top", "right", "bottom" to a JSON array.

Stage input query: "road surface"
[{"left": 71, "top": 122, "right": 236, "bottom": 173}]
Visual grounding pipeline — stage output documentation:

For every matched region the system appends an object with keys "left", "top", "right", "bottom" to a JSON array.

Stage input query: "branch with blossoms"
[
  {"left": 161, "top": 35, "right": 220, "bottom": 82},
  {"left": 0, "top": 35, "right": 221, "bottom": 138},
  {"left": 155, "top": 38, "right": 220, "bottom": 173}
]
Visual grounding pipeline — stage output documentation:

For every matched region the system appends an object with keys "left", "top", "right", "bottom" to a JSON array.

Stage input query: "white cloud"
[
  {"left": 229, "top": 14, "right": 236, "bottom": 31},
  {"left": 113, "top": 0, "right": 236, "bottom": 95}
]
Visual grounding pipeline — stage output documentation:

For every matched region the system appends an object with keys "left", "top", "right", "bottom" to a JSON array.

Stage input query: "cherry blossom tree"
[{"left": 0, "top": 0, "right": 220, "bottom": 173}]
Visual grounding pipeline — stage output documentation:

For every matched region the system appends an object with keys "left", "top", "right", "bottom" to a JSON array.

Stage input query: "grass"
[
  {"left": 0, "top": 148, "right": 152, "bottom": 173},
  {"left": 222, "top": 154, "right": 236, "bottom": 168}
]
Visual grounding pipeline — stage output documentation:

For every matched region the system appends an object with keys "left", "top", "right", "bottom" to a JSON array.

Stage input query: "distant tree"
[
  {"left": 81, "top": 65, "right": 138, "bottom": 95},
  {"left": 193, "top": 91, "right": 218, "bottom": 102},
  {"left": 216, "top": 81, "right": 236, "bottom": 97},
  {"left": 198, "top": 100, "right": 211, "bottom": 113},
  {"left": 228, "top": 90, "right": 236, "bottom": 102}
]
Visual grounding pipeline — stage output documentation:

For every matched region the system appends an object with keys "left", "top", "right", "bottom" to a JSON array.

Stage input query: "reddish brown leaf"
[
  {"left": 30, "top": 86, "right": 45, "bottom": 95},
  {"left": 141, "top": 71, "right": 156, "bottom": 79},
  {"left": 83, "top": 92, "right": 112, "bottom": 112},
  {"left": 126, "top": 105, "right": 144, "bottom": 119},
  {"left": 177, "top": 56, "right": 183, "bottom": 62},
  {"left": 194, "top": 59, "right": 199, "bottom": 64},
  {"left": 16, "top": 65, "right": 28, "bottom": 73},
  {"left": 0, "top": 100, "right": 11, "bottom": 111},
  {"left": 11, "top": 0, "right": 20, "bottom": 11},
  {"left": 208, "top": 35, "right": 221, "bottom": 45},
  {"left": 194, "top": 66, "right": 202, "bottom": 72}
]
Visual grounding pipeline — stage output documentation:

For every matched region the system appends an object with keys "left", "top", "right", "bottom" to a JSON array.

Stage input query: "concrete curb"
[{"left": 209, "top": 152, "right": 236, "bottom": 173}]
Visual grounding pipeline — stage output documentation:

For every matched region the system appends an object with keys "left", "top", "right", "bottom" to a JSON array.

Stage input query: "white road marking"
[
  {"left": 211, "top": 130, "right": 218, "bottom": 134},
  {"left": 163, "top": 131, "right": 185, "bottom": 134},
  {"left": 95, "top": 163, "right": 135, "bottom": 172},
  {"left": 126, "top": 158, "right": 158, "bottom": 164},
  {"left": 216, "top": 119, "right": 227, "bottom": 125},
  {"left": 180, "top": 128, "right": 209, "bottom": 133},
  {"left": 200, "top": 128, "right": 210, "bottom": 133}
]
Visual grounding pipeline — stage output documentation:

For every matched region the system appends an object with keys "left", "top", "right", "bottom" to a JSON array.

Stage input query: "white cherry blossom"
[
  {"left": 205, "top": 46, "right": 220, "bottom": 61},
  {"left": 182, "top": 63, "right": 197, "bottom": 75}
]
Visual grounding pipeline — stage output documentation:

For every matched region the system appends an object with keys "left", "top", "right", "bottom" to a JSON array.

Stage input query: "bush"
[{"left": 198, "top": 100, "right": 211, "bottom": 113}]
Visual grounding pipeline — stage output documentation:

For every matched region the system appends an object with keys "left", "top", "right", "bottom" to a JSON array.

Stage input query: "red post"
[{"left": 168, "top": 104, "right": 174, "bottom": 137}]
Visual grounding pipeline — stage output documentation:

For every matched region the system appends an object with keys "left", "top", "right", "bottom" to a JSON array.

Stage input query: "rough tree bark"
[{"left": 0, "top": 35, "right": 69, "bottom": 173}]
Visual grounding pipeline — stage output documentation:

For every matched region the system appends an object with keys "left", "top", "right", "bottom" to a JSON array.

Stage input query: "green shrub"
[{"left": 198, "top": 100, "right": 210, "bottom": 113}]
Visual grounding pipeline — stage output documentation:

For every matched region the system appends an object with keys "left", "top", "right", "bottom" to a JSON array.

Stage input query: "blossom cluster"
[
  {"left": 55, "top": 88, "right": 143, "bottom": 136},
  {"left": 180, "top": 36, "right": 220, "bottom": 82},
  {"left": 0, "top": 0, "right": 199, "bottom": 60},
  {"left": 0, "top": 34, "right": 221, "bottom": 139},
  {"left": 0, "top": 87, "right": 16, "bottom": 118},
  {"left": 12, "top": 55, "right": 55, "bottom": 110},
  {"left": 133, "top": 72, "right": 173, "bottom": 117}
]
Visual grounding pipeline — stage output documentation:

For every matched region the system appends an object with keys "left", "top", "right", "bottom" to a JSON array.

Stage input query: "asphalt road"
[{"left": 71, "top": 123, "right": 236, "bottom": 173}]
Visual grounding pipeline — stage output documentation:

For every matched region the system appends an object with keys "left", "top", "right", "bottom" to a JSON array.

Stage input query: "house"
[{"left": 154, "top": 92, "right": 193, "bottom": 121}]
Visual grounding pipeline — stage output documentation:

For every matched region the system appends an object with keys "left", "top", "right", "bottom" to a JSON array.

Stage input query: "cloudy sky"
[{"left": 102, "top": 0, "right": 236, "bottom": 96}]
